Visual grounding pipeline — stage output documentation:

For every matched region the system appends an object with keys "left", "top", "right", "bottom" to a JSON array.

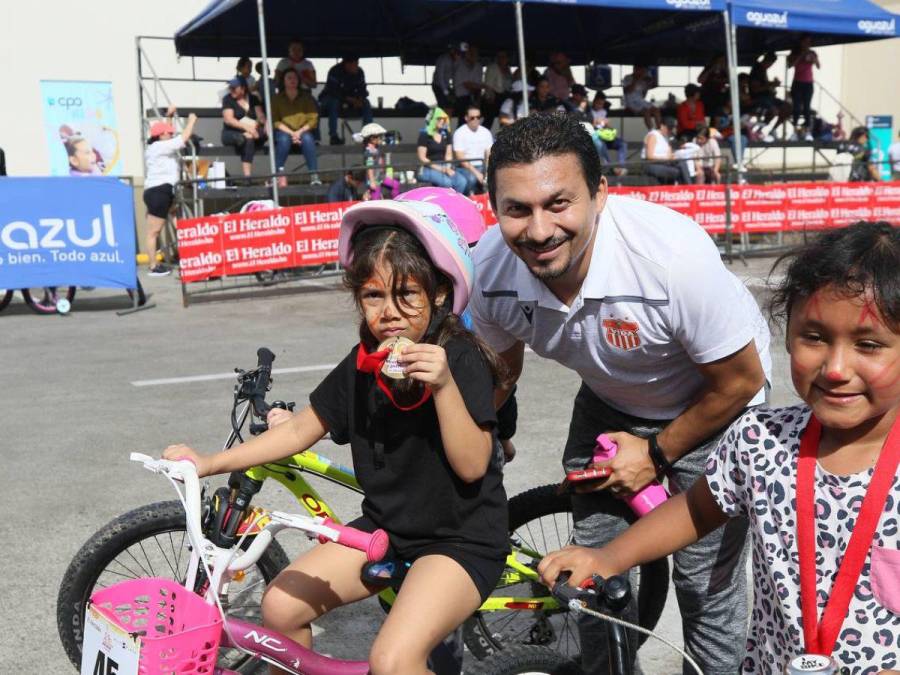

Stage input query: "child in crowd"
[
  {"left": 540, "top": 221, "right": 900, "bottom": 674},
  {"left": 360, "top": 122, "right": 400, "bottom": 200},
  {"left": 164, "top": 191, "right": 509, "bottom": 675}
]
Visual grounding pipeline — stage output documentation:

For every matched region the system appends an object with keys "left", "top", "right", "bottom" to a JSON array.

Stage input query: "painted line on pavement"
[{"left": 132, "top": 364, "right": 338, "bottom": 387}]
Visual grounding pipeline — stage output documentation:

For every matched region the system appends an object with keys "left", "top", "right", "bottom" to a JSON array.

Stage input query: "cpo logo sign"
[
  {"left": 47, "top": 96, "right": 83, "bottom": 109},
  {"left": 857, "top": 18, "right": 895, "bottom": 35},
  {"left": 746, "top": 10, "right": 788, "bottom": 27}
]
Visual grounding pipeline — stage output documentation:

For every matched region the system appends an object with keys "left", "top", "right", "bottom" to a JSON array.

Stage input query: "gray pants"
[{"left": 564, "top": 383, "right": 750, "bottom": 675}]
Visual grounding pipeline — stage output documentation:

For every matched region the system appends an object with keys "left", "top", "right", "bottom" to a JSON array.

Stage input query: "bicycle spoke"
[
  {"left": 153, "top": 535, "right": 180, "bottom": 578},
  {"left": 136, "top": 540, "right": 157, "bottom": 577}
]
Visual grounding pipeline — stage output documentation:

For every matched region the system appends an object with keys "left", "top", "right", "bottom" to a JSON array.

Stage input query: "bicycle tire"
[
  {"left": 463, "top": 483, "right": 669, "bottom": 661},
  {"left": 0, "top": 289, "right": 12, "bottom": 312},
  {"left": 22, "top": 286, "right": 76, "bottom": 314},
  {"left": 476, "top": 645, "right": 581, "bottom": 675},
  {"left": 57, "top": 500, "right": 290, "bottom": 674}
]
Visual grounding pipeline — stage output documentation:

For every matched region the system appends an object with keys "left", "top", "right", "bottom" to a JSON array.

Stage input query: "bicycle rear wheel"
[
  {"left": 21, "top": 286, "right": 76, "bottom": 314},
  {"left": 463, "top": 483, "right": 669, "bottom": 661},
  {"left": 0, "top": 289, "right": 11, "bottom": 312}
]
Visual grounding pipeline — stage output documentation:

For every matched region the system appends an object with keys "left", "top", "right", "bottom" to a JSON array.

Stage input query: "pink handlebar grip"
[
  {"left": 318, "top": 518, "right": 390, "bottom": 562},
  {"left": 593, "top": 434, "right": 669, "bottom": 517}
]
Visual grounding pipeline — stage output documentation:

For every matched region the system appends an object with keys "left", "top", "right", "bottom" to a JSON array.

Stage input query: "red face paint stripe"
[{"left": 857, "top": 300, "right": 882, "bottom": 328}]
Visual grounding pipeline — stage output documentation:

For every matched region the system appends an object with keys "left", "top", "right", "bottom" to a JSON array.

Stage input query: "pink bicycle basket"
[{"left": 90, "top": 577, "right": 223, "bottom": 674}]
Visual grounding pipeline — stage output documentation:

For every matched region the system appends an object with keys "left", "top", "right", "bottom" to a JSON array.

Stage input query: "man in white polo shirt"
[
  {"left": 453, "top": 103, "right": 493, "bottom": 195},
  {"left": 470, "top": 113, "right": 771, "bottom": 674}
]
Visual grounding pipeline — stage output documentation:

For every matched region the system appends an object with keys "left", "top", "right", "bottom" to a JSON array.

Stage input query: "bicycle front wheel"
[
  {"left": 21, "top": 286, "right": 76, "bottom": 314},
  {"left": 463, "top": 483, "right": 669, "bottom": 661},
  {"left": 57, "top": 500, "right": 290, "bottom": 674}
]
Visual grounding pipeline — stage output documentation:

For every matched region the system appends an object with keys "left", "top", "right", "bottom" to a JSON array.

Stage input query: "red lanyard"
[
  {"left": 796, "top": 414, "right": 900, "bottom": 655},
  {"left": 355, "top": 342, "right": 431, "bottom": 411}
]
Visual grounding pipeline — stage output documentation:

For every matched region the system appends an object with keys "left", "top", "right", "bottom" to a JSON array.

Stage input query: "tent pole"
[
  {"left": 723, "top": 8, "right": 744, "bottom": 179},
  {"left": 515, "top": 1, "right": 530, "bottom": 116},
  {"left": 257, "top": 0, "right": 279, "bottom": 204}
]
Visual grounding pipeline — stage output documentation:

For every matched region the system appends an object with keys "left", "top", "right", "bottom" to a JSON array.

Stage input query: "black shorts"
[
  {"left": 143, "top": 183, "right": 174, "bottom": 219},
  {"left": 348, "top": 515, "right": 506, "bottom": 603}
]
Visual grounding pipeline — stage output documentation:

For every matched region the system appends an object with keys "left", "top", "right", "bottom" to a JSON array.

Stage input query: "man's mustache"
[{"left": 513, "top": 234, "right": 572, "bottom": 253}]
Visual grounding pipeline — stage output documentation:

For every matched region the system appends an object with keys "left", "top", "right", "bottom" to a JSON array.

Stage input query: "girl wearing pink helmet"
[{"left": 164, "top": 192, "right": 509, "bottom": 674}]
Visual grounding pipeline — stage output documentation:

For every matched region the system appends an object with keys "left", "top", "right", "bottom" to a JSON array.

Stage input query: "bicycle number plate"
[{"left": 80, "top": 606, "right": 140, "bottom": 675}]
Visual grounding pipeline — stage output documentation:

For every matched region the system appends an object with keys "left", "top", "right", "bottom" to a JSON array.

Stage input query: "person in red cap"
[{"left": 143, "top": 106, "right": 196, "bottom": 276}]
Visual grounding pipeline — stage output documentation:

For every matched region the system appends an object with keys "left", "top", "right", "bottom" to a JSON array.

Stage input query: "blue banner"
[
  {"left": 40, "top": 81, "right": 121, "bottom": 177},
  {"left": 0, "top": 177, "right": 137, "bottom": 289}
]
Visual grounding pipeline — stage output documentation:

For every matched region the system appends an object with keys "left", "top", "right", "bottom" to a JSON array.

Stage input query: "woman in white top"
[
  {"left": 641, "top": 117, "right": 690, "bottom": 185},
  {"left": 142, "top": 107, "right": 197, "bottom": 276}
]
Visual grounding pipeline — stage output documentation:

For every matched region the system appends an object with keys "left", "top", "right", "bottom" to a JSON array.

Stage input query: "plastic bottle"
[{"left": 593, "top": 434, "right": 668, "bottom": 517}]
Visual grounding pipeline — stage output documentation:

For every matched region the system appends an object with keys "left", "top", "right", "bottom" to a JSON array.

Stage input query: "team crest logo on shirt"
[{"left": 602, "top": 318, "right": 641, "bottom": 351}]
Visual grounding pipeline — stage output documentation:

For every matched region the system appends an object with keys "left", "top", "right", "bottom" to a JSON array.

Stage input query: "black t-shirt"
[
  {"left": 221, "top": 93, "right": 261, "bottom": 128},
  {"left": 310, "top": 337, "right": 509, "bottom": 559},
  {"left": 417, "top": 131, "right": 450, "bottom": 162}
]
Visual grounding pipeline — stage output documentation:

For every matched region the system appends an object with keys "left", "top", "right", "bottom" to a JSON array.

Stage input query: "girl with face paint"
[
  {"left": 163, "top": 194, "right": 510, "bottom": 675},
  {"left": 539, "top": 221, "right": 900, "bottom": 675}
]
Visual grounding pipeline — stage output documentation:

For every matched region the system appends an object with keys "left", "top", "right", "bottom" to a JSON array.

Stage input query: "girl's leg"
[
  {"left": 384, "top": 176, "right": 401, "bottom": 199},
  {"left": 261, "top": 542, "right": 377, "bottom": 673},
  {"left": 145, "top": 214, "right": 166, "bottom": 267},
  {"left": 368, "top": 554, "right": 482, "bottom": 675}
]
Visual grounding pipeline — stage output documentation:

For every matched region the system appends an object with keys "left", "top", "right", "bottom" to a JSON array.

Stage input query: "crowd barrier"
[{"left": 176, "top": 181, "right": 900, "bottom": 285}]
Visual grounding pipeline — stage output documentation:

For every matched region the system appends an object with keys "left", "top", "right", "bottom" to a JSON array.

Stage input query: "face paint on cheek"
[{"left": 866, "top": 357, "right": 900, "bottom": 392}]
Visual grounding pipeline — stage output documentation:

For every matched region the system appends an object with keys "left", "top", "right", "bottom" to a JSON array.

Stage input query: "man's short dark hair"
[
  {"left": 487, "top": 112, "right": 602, "bottom": 209},
  {"left": 467, "top": 104, "right": 481, "bottom": 116}
]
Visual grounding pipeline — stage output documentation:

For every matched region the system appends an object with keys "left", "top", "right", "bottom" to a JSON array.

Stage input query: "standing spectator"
[
  {"left": 326, "top": 168, "right": 366, "bottom": 203},
  {"left": 271, "top": 70, "right": 320, "bottom": 187},
  {"left": 749, "top": 51, "right": 791, "bottom": 142},
  {"left": 694, "top": 126, "right": 722, "bottom": 184},
  {"left": 360, "top": 122, "right": 399, "bottom": 200},
  {"left": 319, "top": 56, "right": 373, "bottom": 145},
  {"left": 787, "top": 35, "right": 820, "bottom": 140},
  {"left": 276, "top": 40, "right": 316, "bottom": 91},
  {"left": 416, "top": 107, "right": 468, "bottom": 193},
  {"left": 697, "top": 54, "right": 730, "bottom": 117},
  {"left": 498, "top": 80, "right": 532, "bottom": 126},
  {"left": 432, "top": 44, "right": 460, "bottom": 112},
  {"left": 483, "top": 50, "right": 512, "bottom": 130},
  {"left": 453, "top": 44, "right": 484, "bottom": 127},
  {"left": 530, "top": 77, "right": 565, "bottom": 115},
  {"left": 142, "top": 108, "right": 197, "bottom": 276},
  {"left": 642, "top": 117, "right": 690, "bottom": 184},
  {"left": 254, "top": 60, "right": 276, "bottom": 109},
  {"left": 889, "top": 129, "right": 900, "bottom": 181},
  {"left": 453, "top": 103, "right": 494, "bottom": 194},
  {"left": 545, "top": 51, "right": 574, "bottom": 103},
  {"left": 221, "top": 77, "right": 265, "bottom": 179},
  {"left": 622, "top": 65, "right": 661, "bottom": 130},
  {"left": 235, "top": 57, "right": 257, "bottom": 94},
  {"left": 591, "top": 91, "right": 628, "bottom": 174},
  {"left": 676, "top": 84, "right": 706, "bottom": 141},
  {"left": 845, "top": 126, "right": 881, "bottom": 182}
]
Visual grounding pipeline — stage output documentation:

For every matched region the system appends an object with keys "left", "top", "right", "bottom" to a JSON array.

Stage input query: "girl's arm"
[
  {"left": 538, "top": 476, "right": 729, "bottom": 587},
  {"left": 163, "top": 405, "right": 328, "bottom": 477},
  {"left": 401, "top": 344, "right": 493, "bottom": 483}
]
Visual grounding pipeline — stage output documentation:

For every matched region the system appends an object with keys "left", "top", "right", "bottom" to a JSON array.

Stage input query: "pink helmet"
[
  {"left": 338, "top": 198, "right": 474, "bottom": 315},
  {"left": 400, "top": 187, "right": 486, "bottom": 246}
]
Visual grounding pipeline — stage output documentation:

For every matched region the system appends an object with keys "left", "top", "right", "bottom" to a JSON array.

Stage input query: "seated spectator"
[
  {"left": 567, "top": 84, "right": 592, "bottom": 123},
  {"left": 749, "top": 51, "right": 791, "bottom": 141},
  {"left": 453, "top": 44, "right": 484, "bottom": 127},
  {"left": 712, "top": 100, "right": 748, "bottom": 163},
  {"left": 221, "top": 77, "right": 266, "bottom": 178},
  {"left": 416, "top": 107, "right": 468, "bottom": 194},
  {"left": 545, "top": 51, "right": 574, "bottom": 103},
  {"left": 591, "top": 92, "right": 628, "bottom": 175},
  {"left": 326, "top": 168, "right": 366, "bottom": 203},
  {"left": 276, "top": 40, "right": 316, "bottom": 91},
  {"left": 530, "top": 77, "right": 565, "bottom": 115},
  {"left": 432, "top": 44, "right": 460, "bottom": 112},
  {"left": 889, "top": 129, "right": 900, "bottom": 181},
  {"left": 271, "top": 69, "right": 320, "bottom": 187},
  {"left": 453, "top": 104, "right": 493, "bottom": 194},
  {"left": 319, "top": 56, "right": 373, "bottom": 145},
  {"left": 697, "top": 55, "right": 729, "bottom": 118},
  {"left": 498, "top": 80, "right": 533, "bottom": 126},
  {"left": 360, "top": 122, "right": 399, "bottom": 200},
  {"left": 482, "top": 50, "right": 512, "bottom": 130},
  {"left": 694, "top": 126, "right": 722, "bottom": 184},
  {"left": 622, "top": 65, "right": 661, "bottom": 130},
  {"left": 235, "top": 57, "right": 257, "bottom": 95},
  {"left": 676, "top": 84, "right": 706, "bottom": 141},
  {"left": 641, "top": 117, "right": 691, "bottom": 184},
  {"left": 844, "top": 126, "right": 881, "bottom": 182}
]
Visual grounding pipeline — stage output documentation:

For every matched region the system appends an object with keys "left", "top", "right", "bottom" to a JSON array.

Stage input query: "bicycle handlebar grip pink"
[{"left": 317, "top": 518, "right": 390, "bottom": 562}]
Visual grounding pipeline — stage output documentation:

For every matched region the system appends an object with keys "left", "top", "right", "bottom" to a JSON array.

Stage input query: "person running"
[
  {"left": 541, "top": 221, "right": 900, "bottom": 675},
  {"left": 142, "top": 107, "right": 197, "bottom": 276},
  {"left": 163, "top": 191, "right": 509, "bottom": 675}
]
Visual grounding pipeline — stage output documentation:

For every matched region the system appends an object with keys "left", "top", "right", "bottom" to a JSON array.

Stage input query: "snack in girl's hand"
[{"left": 378, "top": 336, "right": 415, "bottom": 380}]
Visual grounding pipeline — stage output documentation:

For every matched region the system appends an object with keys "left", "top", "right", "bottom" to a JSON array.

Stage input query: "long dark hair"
[
  {"left": 769, "top": 221, "right": 900, "bottom": 332},
  {"left": 343, "top": 226, "right": 508, "bottom": 386}
]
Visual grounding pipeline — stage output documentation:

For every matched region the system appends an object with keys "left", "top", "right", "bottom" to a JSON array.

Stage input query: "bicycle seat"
[{"left": 361, "top": 556, "right": 411, "bottom": 590}]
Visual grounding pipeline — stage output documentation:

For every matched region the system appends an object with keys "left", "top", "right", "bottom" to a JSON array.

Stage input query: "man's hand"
[
  {"left": 537, "top": 545, "right": 619, "bottom": 588},
  {"left": 577, "top": 432, "right": 657, "bottom": 496},
  {"left": 401, "top": 344, "right": 451, "bottom": 391}
]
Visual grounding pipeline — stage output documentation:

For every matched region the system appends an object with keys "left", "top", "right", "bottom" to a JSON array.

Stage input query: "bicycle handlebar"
[
  {"left": 317, "top": 517, "right": 389, "bottom": 562},
  {"left": 250, "top": 347, "right": 276, "bottom": 417}
]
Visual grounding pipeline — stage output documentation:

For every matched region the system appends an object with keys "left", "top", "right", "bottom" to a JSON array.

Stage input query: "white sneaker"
[
  {"left": 762, "top": 134, "right": 776, "bottom": 143},
  {"left": 310, "top": 173, "right": 322, "bottom": 186},
  {"left": 804, "top": 134, "right": 814, "bottom": 141}
]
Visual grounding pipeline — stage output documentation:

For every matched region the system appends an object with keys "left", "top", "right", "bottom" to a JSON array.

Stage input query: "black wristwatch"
[{"left": 647, "top": 434, "right": 675, "bottom": 475}]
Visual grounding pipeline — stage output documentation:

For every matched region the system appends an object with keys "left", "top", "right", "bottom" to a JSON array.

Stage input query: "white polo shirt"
[
  {"left": 469, "top": 195, "right": 772, "bottom": 420},
  {"left": 453, "top": 125, "right": 493, "bottom": 170}
]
